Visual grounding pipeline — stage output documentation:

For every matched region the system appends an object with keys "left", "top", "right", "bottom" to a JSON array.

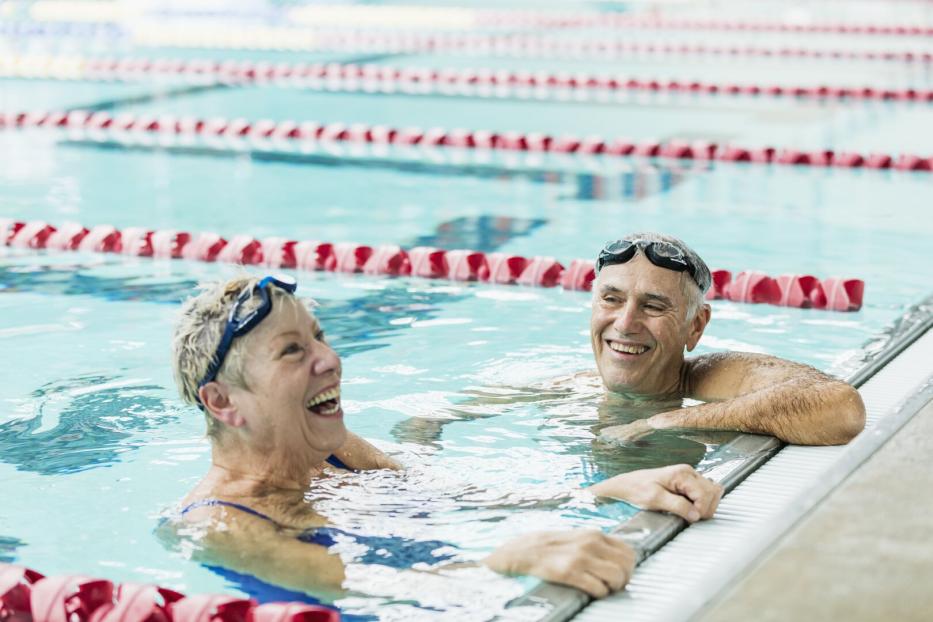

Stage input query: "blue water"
[{"left": 2, "top": 2, "right": 933, "bottom": 620}]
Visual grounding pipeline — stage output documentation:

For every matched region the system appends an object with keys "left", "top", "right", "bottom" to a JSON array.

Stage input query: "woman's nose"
[{"left": 310, "top": 342, "right": 341, "bottom": 377}]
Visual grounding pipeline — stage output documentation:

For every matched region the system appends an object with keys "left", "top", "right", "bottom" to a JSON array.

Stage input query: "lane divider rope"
[
  {"left": 0, "top": 561, "right": 340, "bottom": 622},
  {"left": 472, "top": 12, "right": 933, "bottom": 37},
  {"left": 4, "top": 55, "right": 931, "bottom": 103},
  {"left": 2, "top": 110, "right": 930, "bottom": 175},
  {"left": 144, "top": 32, "right": 933, "bottom": 64},
  {"left": 1, "top": 219, "right": 865, "bottom": 312},
  {"left": 5, "top": 22, "right": 927, "bottom": 64},
  {"left": 7, "top": 13, "right": 933, "bottom": 38}
]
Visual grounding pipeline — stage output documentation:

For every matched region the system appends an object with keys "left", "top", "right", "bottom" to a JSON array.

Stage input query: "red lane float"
[
  {"left": 7, "top": 56, "right": 932, "bottom": 103},
  {"left": 30, "top": 575, "right": 114, "bottom": 622},
  {"left": 0, "top": 564, "right": 44, "bottom": 620},
  {"left": 706, "top": 271, "right": 864, "bottom": 311},
  {"left": 90, "top": 583, "right": 183, "bottom": 622},
  {"left": 2, "top": 111, "right": 930, "bottom": 175},
  {"left": 0, "top": 220, "right": 865, "bottom": 311},
  {"left": 0, "top": 562, "right": 340, "bottom": 622}
]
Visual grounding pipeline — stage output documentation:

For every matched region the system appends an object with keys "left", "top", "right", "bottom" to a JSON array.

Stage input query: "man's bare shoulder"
[{"left": 684, "top": 351, "right": 833, "bottom": 399}]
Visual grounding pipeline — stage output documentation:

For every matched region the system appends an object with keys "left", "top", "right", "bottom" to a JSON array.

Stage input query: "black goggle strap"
[{"left": 195, "top": 277, "right": 297, "bottom": 406}]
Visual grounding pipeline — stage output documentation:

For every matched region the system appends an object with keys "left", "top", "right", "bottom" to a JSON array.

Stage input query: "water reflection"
[{"left": 0, "top": 374, "right": 175, "bottom": 474}]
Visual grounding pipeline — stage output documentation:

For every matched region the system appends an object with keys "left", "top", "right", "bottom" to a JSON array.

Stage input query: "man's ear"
[
  {"left": 198, "top": 382, "right": 246, "bottom": 428},
  {"left": 685, "top": 304, "right": 711, "bottom": 352}
]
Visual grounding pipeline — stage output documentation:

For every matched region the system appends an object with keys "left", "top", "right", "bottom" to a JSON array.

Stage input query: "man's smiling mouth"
[{"left": 607, "top": 341, "right": 650, "bottom": 355}]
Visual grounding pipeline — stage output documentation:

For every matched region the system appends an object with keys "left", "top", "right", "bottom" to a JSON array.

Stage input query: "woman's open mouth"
[{"left": 306, "top": 386, "right": 341, "bottom": 416}]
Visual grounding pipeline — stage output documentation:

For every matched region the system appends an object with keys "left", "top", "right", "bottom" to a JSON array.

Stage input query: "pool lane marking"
[
  {"left": 55, "top": 138, "right": 689, "bottom": 204},
  {"left": 2, "top": 110, "right": 931, "bottom": 174},
  {"left": 0, "top": 219, "right": 866, "bottom": 311},
  {"left": 3, "top": 56, "right": 931, "bottom": 104}
]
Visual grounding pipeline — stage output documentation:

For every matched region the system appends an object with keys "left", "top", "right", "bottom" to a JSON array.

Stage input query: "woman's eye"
[
  {"left": 314, "top": 330, "right": 326, "bottom": 342},
  {"left": 282, "top": 343, "right": 304, "bottom": 356}
]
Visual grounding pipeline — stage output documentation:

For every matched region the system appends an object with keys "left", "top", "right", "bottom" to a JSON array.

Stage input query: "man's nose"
[{"left": 612, "top": 301, "right": 642, "bottom": 334}]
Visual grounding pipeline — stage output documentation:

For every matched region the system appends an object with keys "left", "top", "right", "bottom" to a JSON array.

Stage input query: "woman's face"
[{"left": 229, "top": 298, "right": 347, "bottom": 458}]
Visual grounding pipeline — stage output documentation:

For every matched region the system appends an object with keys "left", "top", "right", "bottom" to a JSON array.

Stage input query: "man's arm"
[{"left": 651, "top": 352, "right": 865, "bottom": 445}]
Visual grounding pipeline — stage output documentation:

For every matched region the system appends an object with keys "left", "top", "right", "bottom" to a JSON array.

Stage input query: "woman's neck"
[{"left": 209, "top": 438, "right": 331, "bottom": 495}]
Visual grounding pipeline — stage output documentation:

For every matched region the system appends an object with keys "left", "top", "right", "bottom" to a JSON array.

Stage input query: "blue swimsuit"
[{"left": 178, "top": 454, "right": 456, "bottom": 616}]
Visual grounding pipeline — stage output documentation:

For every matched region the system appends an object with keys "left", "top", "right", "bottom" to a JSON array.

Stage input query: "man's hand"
[
  {"left": 599, "top": 418, "right": 656, "bottom": 445},
  {"left": 587, "top": 464, "right": 723, "bottom": 523},
  {"left": 483, "top": 530, "right": 635, "bottom": 598}
]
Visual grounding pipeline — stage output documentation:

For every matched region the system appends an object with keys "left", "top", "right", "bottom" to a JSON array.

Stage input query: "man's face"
[{"left": 590, "top": 254, "right": 708, "bottom": 397}]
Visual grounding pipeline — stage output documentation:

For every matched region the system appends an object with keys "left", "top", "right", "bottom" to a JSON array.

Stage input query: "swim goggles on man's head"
[
  {"left": 595, "top": 239, "right": 711, "bottom": 293},
  {"left": 196, "top": 275, "right": 298, "bottom": 403}
]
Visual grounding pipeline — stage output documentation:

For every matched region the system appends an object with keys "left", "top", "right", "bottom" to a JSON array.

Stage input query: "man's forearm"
[{"left": 650, "top": 378, "right": 865, "bottom": 445}]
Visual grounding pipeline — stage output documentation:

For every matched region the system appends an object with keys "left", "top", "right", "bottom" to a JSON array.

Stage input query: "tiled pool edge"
[{"left": 512, "top": 295, "right": 933, "bottom": 621}]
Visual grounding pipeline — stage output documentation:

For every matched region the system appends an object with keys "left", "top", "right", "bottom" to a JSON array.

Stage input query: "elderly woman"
[{"left": 166, "top": 275, "right": 721, "bottom": 606}]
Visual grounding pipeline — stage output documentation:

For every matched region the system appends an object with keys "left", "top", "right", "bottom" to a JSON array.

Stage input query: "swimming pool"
[{"left": 2, "top": 2, "right": 932, "bottom": 620}]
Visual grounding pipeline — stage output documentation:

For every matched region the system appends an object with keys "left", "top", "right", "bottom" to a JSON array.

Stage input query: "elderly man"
[
  {"left": 392, "top": 233, "right": 865, "bottom": 455},
  {"left": 593, "top": 233, "right": 865, "bottom": 446}
]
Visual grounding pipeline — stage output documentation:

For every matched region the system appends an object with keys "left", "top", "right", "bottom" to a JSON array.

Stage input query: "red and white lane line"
[
  {"left": 128, "top": 30, "right": 933, "bottom": 64},
  {"left": 472, "top": 12, "right": 933, "bottom": 37},
  {"left": 4, "top": 56, "right": 931, "bottom": 103},
  {"left": 2, "top": 110, "right": 930, "bottom": 173},
  {"left": 0, "top": 219, "right": 865, "bottom": 312}
]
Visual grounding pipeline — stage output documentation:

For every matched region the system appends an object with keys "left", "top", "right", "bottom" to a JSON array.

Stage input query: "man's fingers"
[{"left": 667, "top": 466, "right": 724, "bottom": 519}]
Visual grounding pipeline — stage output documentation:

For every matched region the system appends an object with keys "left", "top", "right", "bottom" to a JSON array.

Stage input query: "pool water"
[{"left": 1, "top": 2, "right": 932, "bottom": 620}]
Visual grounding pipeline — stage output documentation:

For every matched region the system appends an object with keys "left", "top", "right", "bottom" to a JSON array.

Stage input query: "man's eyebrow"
[{"left": 598, "top": 284, "right": 624, "bottom": 295}]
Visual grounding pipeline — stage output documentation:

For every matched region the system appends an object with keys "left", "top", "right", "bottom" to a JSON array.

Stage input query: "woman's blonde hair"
[{"left": 171, "top": 276, "right": 302, "bottom": 437}]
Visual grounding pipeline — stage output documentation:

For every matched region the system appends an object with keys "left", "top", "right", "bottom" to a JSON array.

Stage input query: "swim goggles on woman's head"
[
  {"left": 196, "top": 275, "right": 298, "bottom": 402},
  {"left": 595, "top": 239, "right": 710, "bottom": 293}
]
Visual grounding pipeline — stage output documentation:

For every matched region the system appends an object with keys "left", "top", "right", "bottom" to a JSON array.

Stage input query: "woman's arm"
[
  {"left": 332, "top": 431, "right": 402, "bottom": 470},
  {"left": 161, "top": 506, "right": 347, "bottom": 600}
]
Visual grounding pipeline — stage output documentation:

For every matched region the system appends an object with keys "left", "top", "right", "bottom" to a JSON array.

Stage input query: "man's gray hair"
[{"left": 617, "top": 232, "right": 711, "bottom": 319}]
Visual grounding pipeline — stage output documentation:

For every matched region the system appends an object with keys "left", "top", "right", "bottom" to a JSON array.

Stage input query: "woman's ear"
[{"left": 199, "top": 382, "right": 246, "bottom": 428}]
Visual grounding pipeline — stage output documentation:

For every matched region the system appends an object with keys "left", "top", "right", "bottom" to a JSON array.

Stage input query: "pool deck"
[{"left": 697, "top": 395, "right": 933, "bottom": 622}]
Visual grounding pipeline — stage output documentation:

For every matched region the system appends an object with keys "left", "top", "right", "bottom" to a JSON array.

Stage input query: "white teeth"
[
  {"left": 306, "top": 387, "right": 340, "bottom": 409},
  {"left": 609, "top": 342, "right": 648, "bottom": 355}
]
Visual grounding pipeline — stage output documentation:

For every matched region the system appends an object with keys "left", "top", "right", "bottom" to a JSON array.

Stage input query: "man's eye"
[{"left": 645, "top": 305, "right": 664, "bottom": 312}]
